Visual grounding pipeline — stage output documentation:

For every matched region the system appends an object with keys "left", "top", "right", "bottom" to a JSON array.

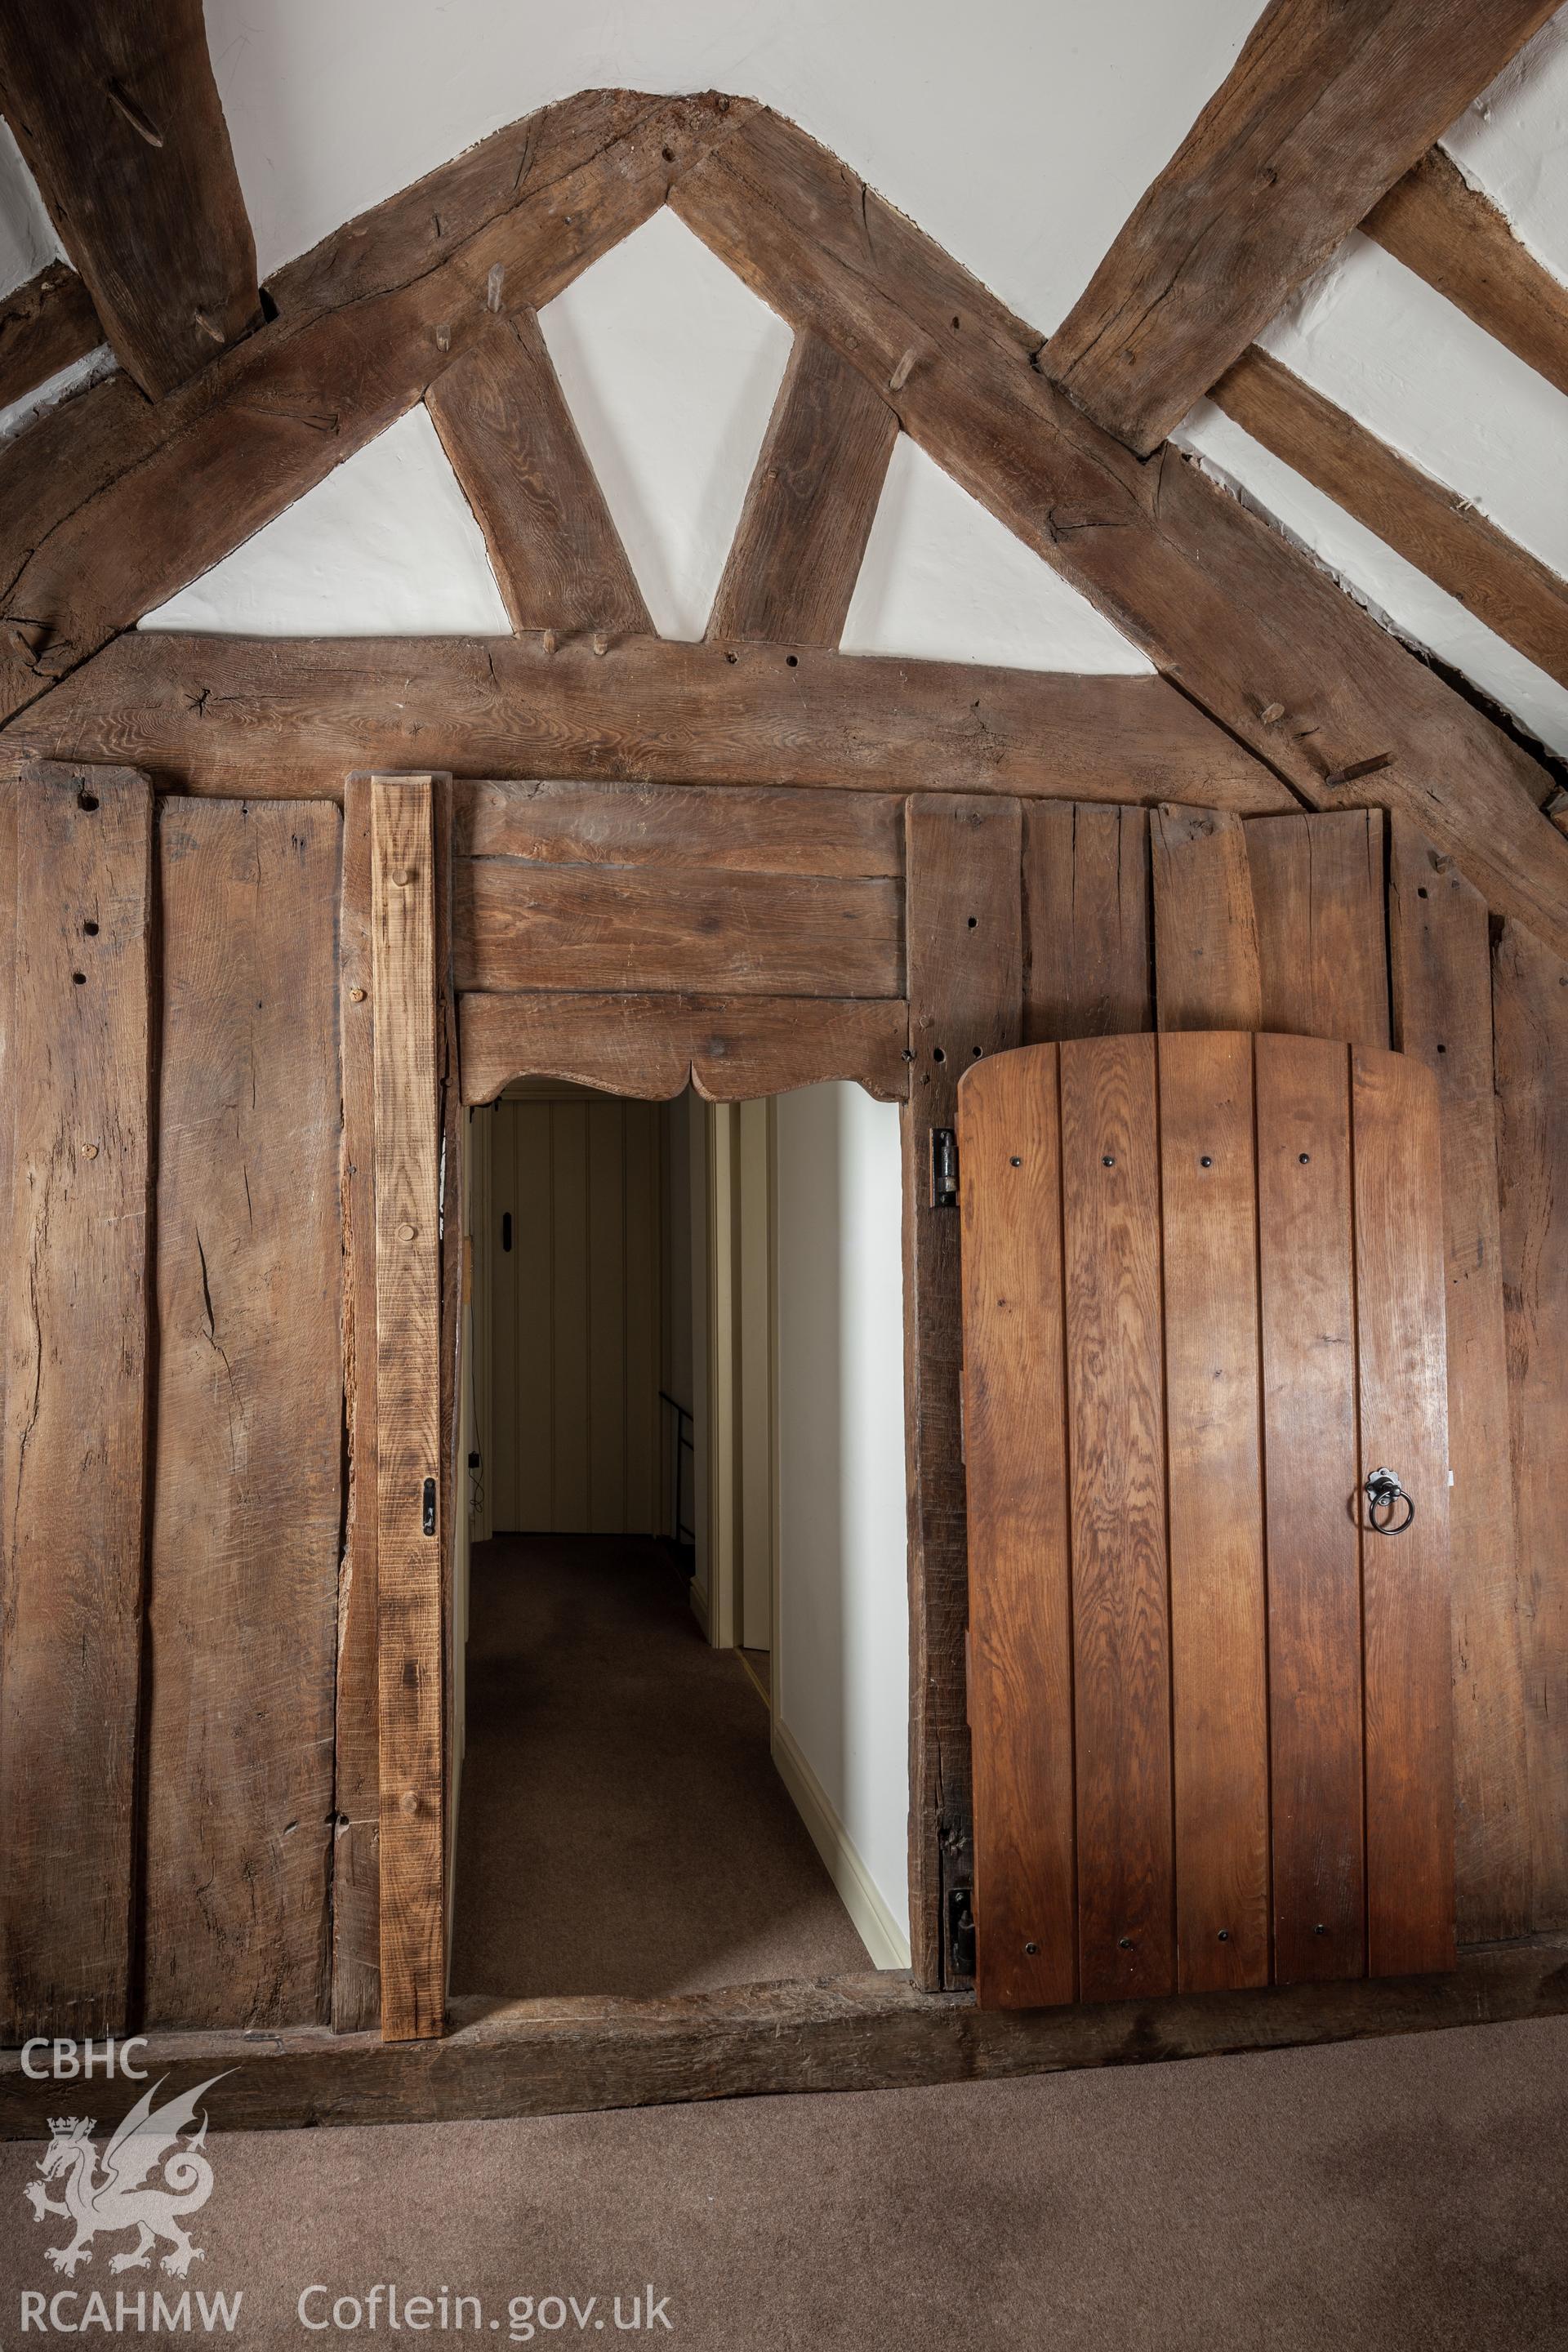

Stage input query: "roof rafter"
[
  {"left": 1362, "top": 145, "right": 1568, "bottom": 405},
  {"left": 1209, "top": 344, "right": 1568, "bottom": 693},
  {"left": 1042, "top": 0, "right": 1559, "bottom": 456},
  {"left": 0, "top": 0, "right": 261, "bottom": 399}
]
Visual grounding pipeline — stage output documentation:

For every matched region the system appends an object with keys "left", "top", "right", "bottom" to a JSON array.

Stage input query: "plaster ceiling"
[{"left": 6, "top": 2, "right": 1568, "bottom": 746}]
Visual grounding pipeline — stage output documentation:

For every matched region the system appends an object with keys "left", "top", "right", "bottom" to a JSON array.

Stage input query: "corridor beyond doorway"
[{"left": 449, "top": 1535, "right": 873, "bottom": 1999}]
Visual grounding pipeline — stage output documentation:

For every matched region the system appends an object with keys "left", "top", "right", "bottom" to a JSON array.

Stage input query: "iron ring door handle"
[{"left": 1363, "top": 1467, "right": 1415, "bottom": 1535}]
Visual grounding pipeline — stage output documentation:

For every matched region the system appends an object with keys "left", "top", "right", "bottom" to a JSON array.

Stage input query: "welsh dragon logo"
[{"left": 24, "top": 2074, "right": 229, "bottom": 2279}]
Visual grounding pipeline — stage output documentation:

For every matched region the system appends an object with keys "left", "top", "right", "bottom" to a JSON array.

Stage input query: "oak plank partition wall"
[{"left": 0, "top": 45, "right": 1566, "bottom": 2118}]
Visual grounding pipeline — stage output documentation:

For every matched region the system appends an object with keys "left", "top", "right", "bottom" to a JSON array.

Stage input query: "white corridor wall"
[{"left": 773, "top": 1083, "right": 911, "bottom": 1964}]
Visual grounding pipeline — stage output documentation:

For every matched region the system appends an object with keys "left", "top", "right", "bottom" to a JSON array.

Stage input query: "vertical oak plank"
[
  {"left": 1391, "top": 823, "right": 1529, "bottom": 1942},
  {"left": 144, "top": 799, "right": 342, "bottom": 2028},
  {"left": 1158, "top": 1029, "right": 1269, "bottom": 1990},
  {"left": 902, "top": 793, "right": 1022, "bottom": 1987},
  {"left": 0, "top": 761, "right": 152, "bottom": 2039},
  {"left": 333, "top": 777, "right": 381, "bottom": 2030},
  {"left": 709, "top": 332, "right": 898, "bottom": 645},
  {"left": 1353, "top": 1045, "right": 1455, "bottom": 1977},
  {"left": 425, "top": 311, "right": 651, "bottom": 636},
  {"left": 1255, "top": 1034, "right": 1365, "bottom": 1982},
  {"left": 370, "top": 777, "right": 446, "bottom": 2040},
  {"left": 1022, "top": 802, "right": 1152, "bottom": 1043},
  {"left": 1247, "top": 808, "right": 1390, "bottom": 1048},
  {"left": 957, "top": 1044, "right": 1076, "bottom": 2009},
  {"left": 1151, "top": 804, "right": 1263, "bottom": 1031},
  {"left": 1494, "top": 918, "right": 1568, "bottom": 1930},
  {"left": 1058, "top": 1032, "right": 1174, "bottom": 2000}
]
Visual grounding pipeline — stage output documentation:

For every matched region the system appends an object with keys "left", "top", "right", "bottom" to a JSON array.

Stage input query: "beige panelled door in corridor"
[{"left": 481, "top": 1090, "right": 662, "bottom": 1535}]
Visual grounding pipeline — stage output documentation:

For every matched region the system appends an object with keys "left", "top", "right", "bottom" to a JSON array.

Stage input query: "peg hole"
[
  {"left": 966, "top": 915, "right": 978, "bottom": 929},
  {"left": 1417, "top": 886, "right": 1429, "bottom": 898},
  {"left": 72, "top": 970, "right": 87, "bottom": 986},
  {"left": 82, "top": 920, "right": 98, "bottom": 937},
  {"left": 933, "top": 1047, "right": 946, "bottom": 1064},
  {"left": 785, "top": 653, "right": 799, "bottom": 667},
  {"left": 77, "top": 790, "right": 99, "bottom": 812},
  {"left": 724, "top": 651, "right": 737, "bottom": 664}
]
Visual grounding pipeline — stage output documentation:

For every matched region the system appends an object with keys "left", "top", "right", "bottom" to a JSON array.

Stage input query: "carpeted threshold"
[{"left": 449, "top": 1534, "right": 871, "bottom": 1998}]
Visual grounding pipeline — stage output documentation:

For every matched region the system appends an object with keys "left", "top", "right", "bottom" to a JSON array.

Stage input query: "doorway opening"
[{"left": 448, "top": 1079, "right": 911, "bottom": 2002}]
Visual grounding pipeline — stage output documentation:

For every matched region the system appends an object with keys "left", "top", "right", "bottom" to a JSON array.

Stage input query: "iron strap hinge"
[{"left": 931, "top": 1126, "right": 960, "bottom": 1209}]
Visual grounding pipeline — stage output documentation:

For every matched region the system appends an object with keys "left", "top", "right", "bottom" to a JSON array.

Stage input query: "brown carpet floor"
[
  {"left": 5, "top": 2017, "right": 1565, "bottom": 2348},
  {"left": 449, "top": 1535, "right": 871, "bottom": 1997}
]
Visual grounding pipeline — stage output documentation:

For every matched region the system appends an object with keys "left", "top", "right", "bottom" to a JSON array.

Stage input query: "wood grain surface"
[
  {"left": 1363, "top": 146, "right": 1568, "bottom": 407},
  {"left": 1352, "top": 1045, "right": 1455, "bottom": 1977},
  {"left": 1152, "top": 804, "right": 1263, "bottom": 1031},
  {"left": 1494, "top": 918, "right": 1568, "bottom": 1929},
  {"left": 709, "top": 332, "right": 898, "bottom": 644},
  {"left": 1158, "top": 1030, "right": 1269, "bottom": 1990},
  {"left": 1212, "top": 349, "right": 1568, "bottom": 693},
  {"left": 1058, "top": 1033, "right": 1174, "bottom": 2000},
  {"left": 0, "top": 0, "right": 260, "bottom": 398},
  {"left": 1254, "top": 1034, "right": 1365, "bottom": 1983},
  {"left": 426, "top": 311, "right": 651, "bottom": 636},
  {"left": 1022, "top": 803, "right": 1152, "bottom": 1043},
  {"left": 1, "top": 631, "right": 1285, "bottom": 812},
  {"left": 1247, "top": 808, "right": 1390, "bottom": 1049},
  {"left": 333, "top": 780, "right": 383, "bottom": 2031},
  {"left": 370, "top": 780, "right": 447, "bottom": 2039},
  {"left": 0, "top": 762, "right": 152, "bottom": 2039},
  {"left": 902, "top": 795, "right": 1023, "bottom": 1987},
  {"left": 958, "top": 1045, "right": 1076, "bottom": 2007},
  {"left": 457, "top": 779, "right": 903, "bottom": 875},
  {"left": 143, "top": 799, "right": 342, "bottom": 2029},
  {"left": 1390, "top": 826, "right": 1528, "bottom": 1943},
  {"left": 454, "top": 860, "right": 903, "bottom": 999},
  {"left": 1041, "top": 0, "right": 1557, "bottom": 452},
  {"left": 461, "top": 991, "right": 911, "bottom": 1107}
]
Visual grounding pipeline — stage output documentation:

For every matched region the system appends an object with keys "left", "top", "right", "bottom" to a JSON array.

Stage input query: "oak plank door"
[{"left": 959, "top": 1032, "right": 1454, "bottom": 2008}]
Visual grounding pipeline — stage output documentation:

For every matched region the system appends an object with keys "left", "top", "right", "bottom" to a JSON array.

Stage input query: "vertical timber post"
[
  {"left": 902, "top": 794, "right": 1022, "bottom": 1989},
  {"left": 370, "top": 776, "right": 448, "bottom": 2040}
]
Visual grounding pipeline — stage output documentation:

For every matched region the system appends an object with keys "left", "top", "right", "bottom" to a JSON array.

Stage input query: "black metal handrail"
[{"left": 657, "top": 1389, "right": 697, "bottom": 1553}]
